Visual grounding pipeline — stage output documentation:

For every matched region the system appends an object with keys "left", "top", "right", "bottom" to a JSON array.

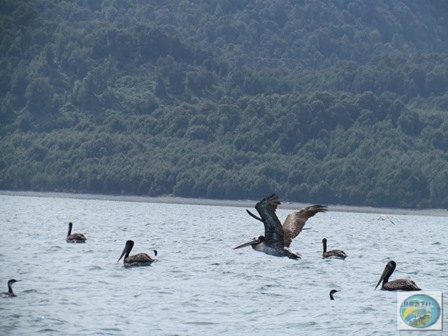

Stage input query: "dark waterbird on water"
[
  {"left": 375, "top": 260, "right": 421, "bottom": 291},
  {"left": 322, "top": 238, "right": 347, "bottom": 260},
  {"left": 329, "top": 289, "right": 339, "bottom": 300},
  {"left": 1, "top": 279, "right": 20, "bottom": 298},
  {"left": 234, "top": 193, "right": 328, "bottom": 259},
  {"left": 117, "top": 240, "right": 157, "bottom": 267},
  {"left": 66, "top": 222, "right": 87, "bottom": 243}
]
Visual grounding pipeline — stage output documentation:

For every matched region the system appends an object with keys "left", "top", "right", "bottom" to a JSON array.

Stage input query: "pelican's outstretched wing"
[
  {"left": 254, "top": 194, "right": 284, "bottom": 248},
  {"left": 282, "top": 204, "right": 328, "bottom": 247}
]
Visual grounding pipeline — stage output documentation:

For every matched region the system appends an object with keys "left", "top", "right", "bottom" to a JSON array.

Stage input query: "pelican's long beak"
[
  {"left": 233, "top": 237, "right": 261, "bottom": 249},
  {"left": 375, "top": 264, "right": 392, "bottom": 289},
  {"left": 117, "top": 248, "right": 126, "bottom": 263},
  {"left": 117, "top": 241, "right": 131, "bottom": 263}
]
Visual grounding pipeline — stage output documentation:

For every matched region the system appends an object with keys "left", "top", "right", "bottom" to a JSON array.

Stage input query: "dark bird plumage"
[
  {"left": 329, "top": 289, "right": 339, "bottom": 300},
  {"left": 375, "top": 260, "right": 421, "bottom": 291},
  {"left": 234, "top": 194, "right": 328, "bottom": 259},
  {"left": 1, "top": 279, "right": 20, "bottom": 298},
  {"left": 117, "top": 240, "right": 156, "bottom": 267},
  {"left": 66, "top": 222, "right": 87, "bottom": 243},
  {"left": 322, "top": 238, "right": 347, "bottom": 260}
]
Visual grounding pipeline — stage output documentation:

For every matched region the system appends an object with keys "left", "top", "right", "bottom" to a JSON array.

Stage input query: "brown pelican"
[
  {"left": 375, "top": 260, "right": 421, "bottom": 291},
  {"left": 1, "top": 279, "right": 20, "bottom": 297},
  {"left": 117, "top": 240, "right": 157, "bottom": 267},
  {"left": 234, "top": 193, "right": 327, "bottom": 259},
  {"left": 66, "top": 222, "right": 87, "bottom": 243},
  {"left": 329, "top": 289, "right": 339, "bottom": 300},
  {"left": 322, "top": 238, "right": 347, "bottom": 259}
]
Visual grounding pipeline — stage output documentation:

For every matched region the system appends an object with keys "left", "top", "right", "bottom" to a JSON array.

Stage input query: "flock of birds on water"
[{"left": 2, "top": 193, "right": 421, "bottom": 300}]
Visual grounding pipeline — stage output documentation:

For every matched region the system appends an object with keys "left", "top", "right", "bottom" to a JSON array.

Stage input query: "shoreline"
[{"left": 1, "top": 190, "right": 447, "bottom": 217}]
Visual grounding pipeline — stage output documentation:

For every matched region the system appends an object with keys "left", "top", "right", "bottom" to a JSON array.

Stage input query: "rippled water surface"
[{"left": 1, "top": 193, "right": 447, "bottom": 335}]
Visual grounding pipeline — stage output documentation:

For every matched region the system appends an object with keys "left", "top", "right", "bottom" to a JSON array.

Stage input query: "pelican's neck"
[
  {"left": 67, "top": 223, "right": 73, "bottom": 237},
  {"left": 124, "top": 242, "right": 133, "bottom": 259},
  {"left": 252, "top": 240, "right": 264, "bottom": 251},
  {"left": 322, "top": 240, "right": 327, "bottom": 253}
]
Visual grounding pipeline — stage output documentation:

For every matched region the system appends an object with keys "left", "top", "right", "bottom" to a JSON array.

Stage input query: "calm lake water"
[{"left": 0, "top": 193, "right": 447, "bottom": 335}]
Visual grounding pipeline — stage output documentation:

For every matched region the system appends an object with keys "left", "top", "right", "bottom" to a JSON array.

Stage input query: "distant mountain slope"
[{"left": 0, "top": 0, "right": 447, "bottom": 208}]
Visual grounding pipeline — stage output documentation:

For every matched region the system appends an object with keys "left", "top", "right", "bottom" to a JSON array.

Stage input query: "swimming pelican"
[
  {"left": 66, "top": 222, "right": 87, "bottom": 243},
  {"left": 329, "top": 289, "right": 339, "bottom": 300},
  {"left": 234, "top": 193, "right": 327, "bottom": 259},
  {"left": 117, "top": 240, "right": 157, "bottom": 267},
  {"left": 1, "top": 279, "right": 20, "bottom": 297},
  {"left": 375, "top": 260, "right": 421, "bottom": 291},
  {"left": 322, "top": 238, "right": 347, "bottom": 259}
]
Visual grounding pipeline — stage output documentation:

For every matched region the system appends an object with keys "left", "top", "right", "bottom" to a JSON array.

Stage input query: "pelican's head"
[
  {"left": 375, "top": 260, "right": 396, "bottom": 289},
  {"left": 233, "top": 235, "right": 264, "bottom": 249},
  {"left": 117, "top": 240, "right": 134, "bottom": 263}
]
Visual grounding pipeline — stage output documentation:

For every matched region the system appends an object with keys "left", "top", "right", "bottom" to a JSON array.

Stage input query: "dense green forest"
[{"left": 1, "top": 0, "right": 448, "bottom": 208}]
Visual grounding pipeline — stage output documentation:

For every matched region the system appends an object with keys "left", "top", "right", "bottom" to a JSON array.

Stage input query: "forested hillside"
[{"left": 1, "top": 0, "right": 448, "bottom": 208}]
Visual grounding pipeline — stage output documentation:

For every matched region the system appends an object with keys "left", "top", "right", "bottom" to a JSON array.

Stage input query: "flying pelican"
[
  {"left": 117, "top": 240, "right": 157, "bottom": 267},
  {"left": 375, "top": 260, "right": 421, "bottom": 291},
  {"left": 322, "top": 238, "right": 347, "bottom": 259},
  {"left": 329, "top": 289, "right": 339, "bottom": 300},
  {"left": 66, "top": 222, "right": 87, "bottom": 243},
  {"left": 234, "top": 193, "right": 328, "bottom": 259},
  {"left": 1, "top": 279, "right": 20, "bottom": 298}
]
